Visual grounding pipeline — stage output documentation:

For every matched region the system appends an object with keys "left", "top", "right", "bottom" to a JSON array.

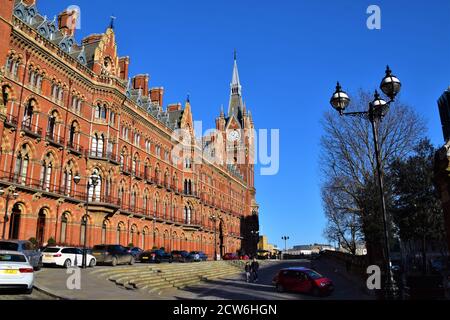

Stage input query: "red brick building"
[{"left": 0, "top": 0, "right": 259, "bottom": 257}]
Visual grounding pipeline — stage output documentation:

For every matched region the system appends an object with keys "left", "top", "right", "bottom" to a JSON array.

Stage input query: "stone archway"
[
  {"left": 36, "top": 208, "right": 47, "bottom": 245},
  {"left": 8, "top": 203, "right": 22, "bottom": 240}
]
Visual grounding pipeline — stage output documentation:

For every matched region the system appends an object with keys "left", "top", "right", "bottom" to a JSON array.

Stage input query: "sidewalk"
[
  {"left": 315, "top": 257, "right": 375, "bottom": 299},
  {"left": 34, "top": 267, "right": 168, "bottom": 300}
]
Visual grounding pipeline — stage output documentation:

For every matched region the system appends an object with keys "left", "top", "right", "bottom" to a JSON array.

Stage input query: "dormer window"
[{"left": 39, "top": 28, "right": 47, "bottom": 37}]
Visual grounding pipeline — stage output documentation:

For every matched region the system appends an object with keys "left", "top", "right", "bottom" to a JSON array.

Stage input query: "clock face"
[{"left": 228, "top": 130, "right": 241, "bottom": 142}]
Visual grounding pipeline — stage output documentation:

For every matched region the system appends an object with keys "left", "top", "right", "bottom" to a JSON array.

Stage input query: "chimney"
[
  {"left": 132, "top": 74, "right": 149, "bottom": 96},
  {"left": 118, "top": 57, "right": 130, "bottom": 81},
  {"left": 150, "top": 87, "right": 164, "bottom": 107},
  {"left": 58, "top": 9, "right": 78, "bottom": 37},
  {"left": 167, "top": 103, "right": 182, "bottom": 112}
]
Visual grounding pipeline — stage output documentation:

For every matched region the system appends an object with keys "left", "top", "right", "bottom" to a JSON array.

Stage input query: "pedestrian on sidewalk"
[
  {"left": 244, "top": 262, "right": 251, "bottom": 283},
  {"left": 251, "top": 258, "right": 260, "bottom": 283}
]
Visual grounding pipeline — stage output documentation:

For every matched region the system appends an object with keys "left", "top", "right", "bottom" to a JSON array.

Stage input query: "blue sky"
[{"left": 37, "top": 0, "right": 450, "bottom": 249}]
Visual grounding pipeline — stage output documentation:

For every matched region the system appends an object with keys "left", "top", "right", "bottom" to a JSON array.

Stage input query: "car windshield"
[
  {"left": 43, "top": 248, "right": 60, "bottom": 253},
  {"left": 0, "top": 254, "right": 26, "bottom": 263},
  {"left": 0, "top": 242, "right": 19, "bottom": 251},
  {"left": 93, "top": 245, "right": 107, "bottom": 251},
  {"left": 304, "top": 270, "right": 323, "bottom": 280}
]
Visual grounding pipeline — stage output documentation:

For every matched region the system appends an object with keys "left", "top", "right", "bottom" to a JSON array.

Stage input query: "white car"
[
  {"left": 42, "top": 247, "right": 96, "bottom": 268},
  {"left": 0, "top": 250, "right": 34, "bottom": 294}
]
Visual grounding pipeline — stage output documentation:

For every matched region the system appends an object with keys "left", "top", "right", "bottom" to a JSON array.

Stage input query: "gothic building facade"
[{"left": 0, "top": 0, "right": 259, "bottom": 257}]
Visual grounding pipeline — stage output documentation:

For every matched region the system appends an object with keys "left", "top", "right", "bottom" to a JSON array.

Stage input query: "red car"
[
  {"left": 222, "top": 253, "right": 239, "bottom": 260},
  {"left": 272, "top": 267, "right": 334, "bottom": 296}
]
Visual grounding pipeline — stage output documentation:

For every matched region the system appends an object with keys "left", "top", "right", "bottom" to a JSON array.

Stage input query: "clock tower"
[{"left": 215, "top": 53, "right": 256, "bottom": 191}]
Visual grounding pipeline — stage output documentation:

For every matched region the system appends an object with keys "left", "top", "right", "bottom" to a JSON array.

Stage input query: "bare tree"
[{"left": 320, "top": 90, "right": 426, "bottom": 261}]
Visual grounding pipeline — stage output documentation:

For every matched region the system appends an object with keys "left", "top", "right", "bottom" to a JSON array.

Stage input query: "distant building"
[
  {"left": 257, "top": 235, "right": 279, "bottom": 258},
  {"left": 288, "top": 243, "right": 335, "bottom": 256},
  {"left": 338, "top": 242, "right": 367, "bottom": 256}
]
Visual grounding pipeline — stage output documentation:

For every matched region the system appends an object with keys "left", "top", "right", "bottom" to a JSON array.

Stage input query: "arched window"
[
  {"left": 88, "top": 169, "right": 102, "bottom": 202},
  {"left": 15, "top": 145, "right": 30, "bottom": 185},
  {"left": 131, "top": 188, "right": 137, "bottom": 210},
  {"left": 60, "top": 213, "right": 69, "bottom": 244},
  {"left": 40, "top": 153, "right": 54, "bottom": 192},
  {"left": 143, "top": 194, "right": 148, "bottom": 215},
  {"left": 91, "top": 133, "right": 104, "bottom": 157},
  {"left": 23, "top": 100, "right": 35, "bottom": 127},
  {"left": 47, "top": 110, "right": 58, "bottom": 139},
  {"left": 118, "top": 185, "right": 125, "bottom": 206},
  {"left": 69, "top": 121, "right": 77, "bottom": 147},
  {"left": 184, "top": 206, "right": 192, "bottom": 225},
  {"left": 63, "top": 165, "right": 73, "bottom": 196}
]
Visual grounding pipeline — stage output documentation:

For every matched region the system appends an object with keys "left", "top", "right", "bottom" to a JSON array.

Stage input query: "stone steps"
[{"left": 92, "top": 261, "right": 253, "bottom": 294}]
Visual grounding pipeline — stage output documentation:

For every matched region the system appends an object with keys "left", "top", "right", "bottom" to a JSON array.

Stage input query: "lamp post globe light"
[
  {"left": 73, "top": 172, "right": 99, "bottom": 268},
  {"left": 329, "top": 66, "right": 401, "bottom": 300},
  {"left": 1, "top": 188, "right": 19, "bottom": 240}
]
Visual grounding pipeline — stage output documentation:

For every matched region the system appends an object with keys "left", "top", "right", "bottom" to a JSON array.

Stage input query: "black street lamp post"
[
  {"left": 0, "top": 188, "right": 19, "bottom": 240},
  {"left": 73, "top": 172, "right": 99, "bottom": 269},
  {"left": 281, "top": 236, "right": 289, "bottom": 258},
  {"left": 329, "top": 66, "right": 401, "bottom": 300}
]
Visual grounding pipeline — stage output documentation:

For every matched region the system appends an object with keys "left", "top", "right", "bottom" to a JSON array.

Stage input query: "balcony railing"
[
  {"left": 86, "top": 150, "right": 119, "bottom": 163},
  {"left": 21, "top": 121, "right": 42, "bottom": 138},
  {"left": 67, "top": 141, "right": 84, "bottom": 155},
  {"left": 46, "top": 132, "right": 65, "bottom": 148},
  {"left": 120, "top": 164, "right": 131, "bottom": 175},
  {"left": 4, "top": 114, "right": 18, "bottom": 128}
]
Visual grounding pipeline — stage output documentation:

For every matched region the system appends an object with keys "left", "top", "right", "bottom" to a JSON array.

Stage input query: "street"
[
  {"left": 0, "top": 259, "right": 372, "bottom": 300},
  {"left": 169, "top": 259, "right": 372, "bottom": 300}
]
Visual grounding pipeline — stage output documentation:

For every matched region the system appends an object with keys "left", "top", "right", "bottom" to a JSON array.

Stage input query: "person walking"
[
  {"left": 244, "top": 262, "right": 251, "bottom": 283},
  {"left": 251, "top": 258, "right": 260, "bottom": 283}
]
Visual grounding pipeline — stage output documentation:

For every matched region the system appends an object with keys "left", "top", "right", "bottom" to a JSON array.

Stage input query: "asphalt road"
[
  {"left": 0, "top": 288, "right": 55, "bottom": 300},
  {"left": 0, "top": 259, "right": 372, "bottom": 300},
  {"left": 170, "top": 259, "right": 372, "bottom": 300}
]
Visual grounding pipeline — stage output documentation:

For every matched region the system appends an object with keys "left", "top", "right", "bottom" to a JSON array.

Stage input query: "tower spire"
[{"left": 228, "top": 50, "right": 243, "bottom": 119}]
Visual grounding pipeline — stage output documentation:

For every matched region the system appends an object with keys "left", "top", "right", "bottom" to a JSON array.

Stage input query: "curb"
[{"left": 33, "top": 284, "right": 71, "bottom": 300}]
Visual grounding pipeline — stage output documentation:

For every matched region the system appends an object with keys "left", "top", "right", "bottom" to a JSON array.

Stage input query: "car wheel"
[
  {"left": 64, "top": 259, "right": 72, "bottom": 269},
  {"left": 111, "top": 257, "right": 118, "bottom": 267},
  {"left": 169, "top": 258, "right": 173, "bottom": 264},
  {"left": 24, "top": 287, "right": 33, "bottom": 295},
  {"left": 89, "top": 259, "right": 96, "bottom": 268},
  {"left": 312, "top": 287, "right": 321, "bottom": 297},
  {"left": 129, "top": 257, "right": 135, "bottom": 265},
  {"left": 276, "top": 284, "right": 284, "bottom": 293}
]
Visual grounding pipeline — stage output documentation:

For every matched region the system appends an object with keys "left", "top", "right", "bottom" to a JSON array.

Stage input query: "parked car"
[
  {"left": 91, "top": 245, "right": 134, "bottom": 266},
  {"left": 272, "top": 267, "right": 334, "bottom": 297},
  {"left": 223, "top": 253, "right": 239, "bottom": 260},
  {"left": 0, "top": 240, "right": 42, "bottom": 270},
  {"left": 126, "top": 247, "right": 144, "bottom": 260},
  {"left": 189, "top": 251, "right": 208, "bottom": 262},
  {"left": 0, "top": 250, "right": 34, "bottom": 294},
  {"left": 140, "top": 249, "right": 173, "bottom": 263},
  {"left": 240, "top": 255, "right": 250, "bottom": 261},
  {"left": 171, "top": 250, "right": 190, "bottom": 262},
  {"left": 42, "top": 247, "right": 96, "bottom": 268}
]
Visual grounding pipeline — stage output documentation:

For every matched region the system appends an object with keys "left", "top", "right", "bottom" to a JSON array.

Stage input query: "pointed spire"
[
  {"left": 228, "top": 50, "right": 244, "bottom": 120},
  {"left": 220, "top": 104, "right": 225, "bottom": 118},
  {"left": 231, "top": 51, "right": 241, "bottom": 92},
  {"left": 109, "top": 15, "right": 116, "bottom": 29},
  {"left": 186, "top": 93, "right": 190, "bottom": 103}
]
